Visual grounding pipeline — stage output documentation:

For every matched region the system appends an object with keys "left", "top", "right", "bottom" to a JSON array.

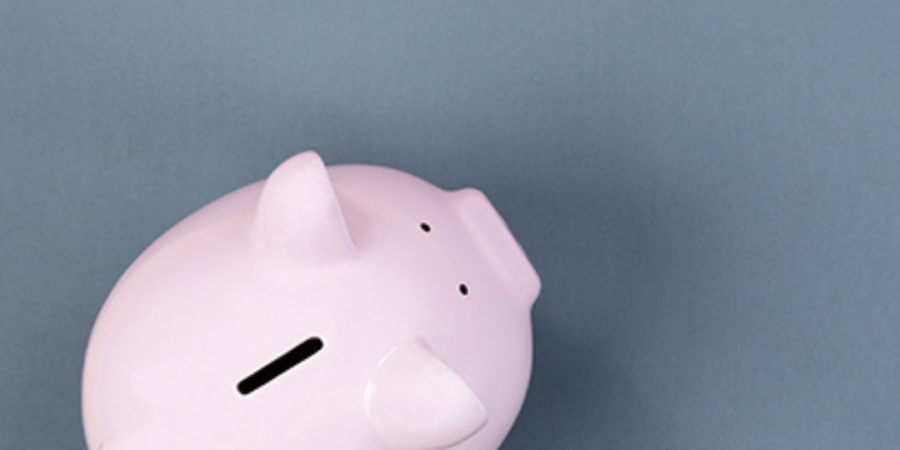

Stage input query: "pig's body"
[{"left": 82, "top": 152, "right": 540, "bottom": 450}]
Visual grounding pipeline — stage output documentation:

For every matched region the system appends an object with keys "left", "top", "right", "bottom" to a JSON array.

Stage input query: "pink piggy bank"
[{"left": 82, "top": 151, "right": 541, "bottom": 450}]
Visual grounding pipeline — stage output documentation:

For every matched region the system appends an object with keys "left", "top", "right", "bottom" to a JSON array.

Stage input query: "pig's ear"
[
  {"left": 251, "top": 151, "right": 356, "bottom": 264},
  {"left": 454, "top": 188, "right": 541, "bottom": 308},
  {"left": 365, "top": 341, "right": 488, "bottom": 450}
]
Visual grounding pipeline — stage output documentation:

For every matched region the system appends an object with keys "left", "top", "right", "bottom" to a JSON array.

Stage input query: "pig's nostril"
[{"left": 237, "top": 337, "right": 324, "bottom": 395}]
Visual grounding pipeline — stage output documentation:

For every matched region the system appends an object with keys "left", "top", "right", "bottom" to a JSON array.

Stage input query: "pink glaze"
[{"left": 82, "top": 151, "right": 540, "bottom": 450}]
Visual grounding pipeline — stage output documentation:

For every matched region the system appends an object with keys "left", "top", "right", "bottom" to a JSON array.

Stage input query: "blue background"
[{"left": 2, "top": 1, "right": 900, "bottom": 448}]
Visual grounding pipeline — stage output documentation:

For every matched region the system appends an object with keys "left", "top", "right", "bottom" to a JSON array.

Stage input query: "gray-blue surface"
[{"left": 2, "top": 1, "right": 900, "bottom": 449}]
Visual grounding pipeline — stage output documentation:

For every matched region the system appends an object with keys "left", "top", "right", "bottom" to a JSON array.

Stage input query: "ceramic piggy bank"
[{"left": 82, "top": 151, "right": 540, "bottom": 450}]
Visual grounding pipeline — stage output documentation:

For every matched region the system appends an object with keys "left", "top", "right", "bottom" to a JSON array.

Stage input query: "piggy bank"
[{"left": 82, "top": 151, "right": 540, "bottom": 450}]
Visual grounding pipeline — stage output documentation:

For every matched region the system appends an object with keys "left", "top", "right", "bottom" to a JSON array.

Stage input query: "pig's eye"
[
  {"left": 420, "top": 222, "right": 432, "bottom": 233},
  {"left": 237, "top": 337, "right": 324, "bottom": 395},
  {"left": 459, "top": 283, "right": 469, "bottom": 296}
]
